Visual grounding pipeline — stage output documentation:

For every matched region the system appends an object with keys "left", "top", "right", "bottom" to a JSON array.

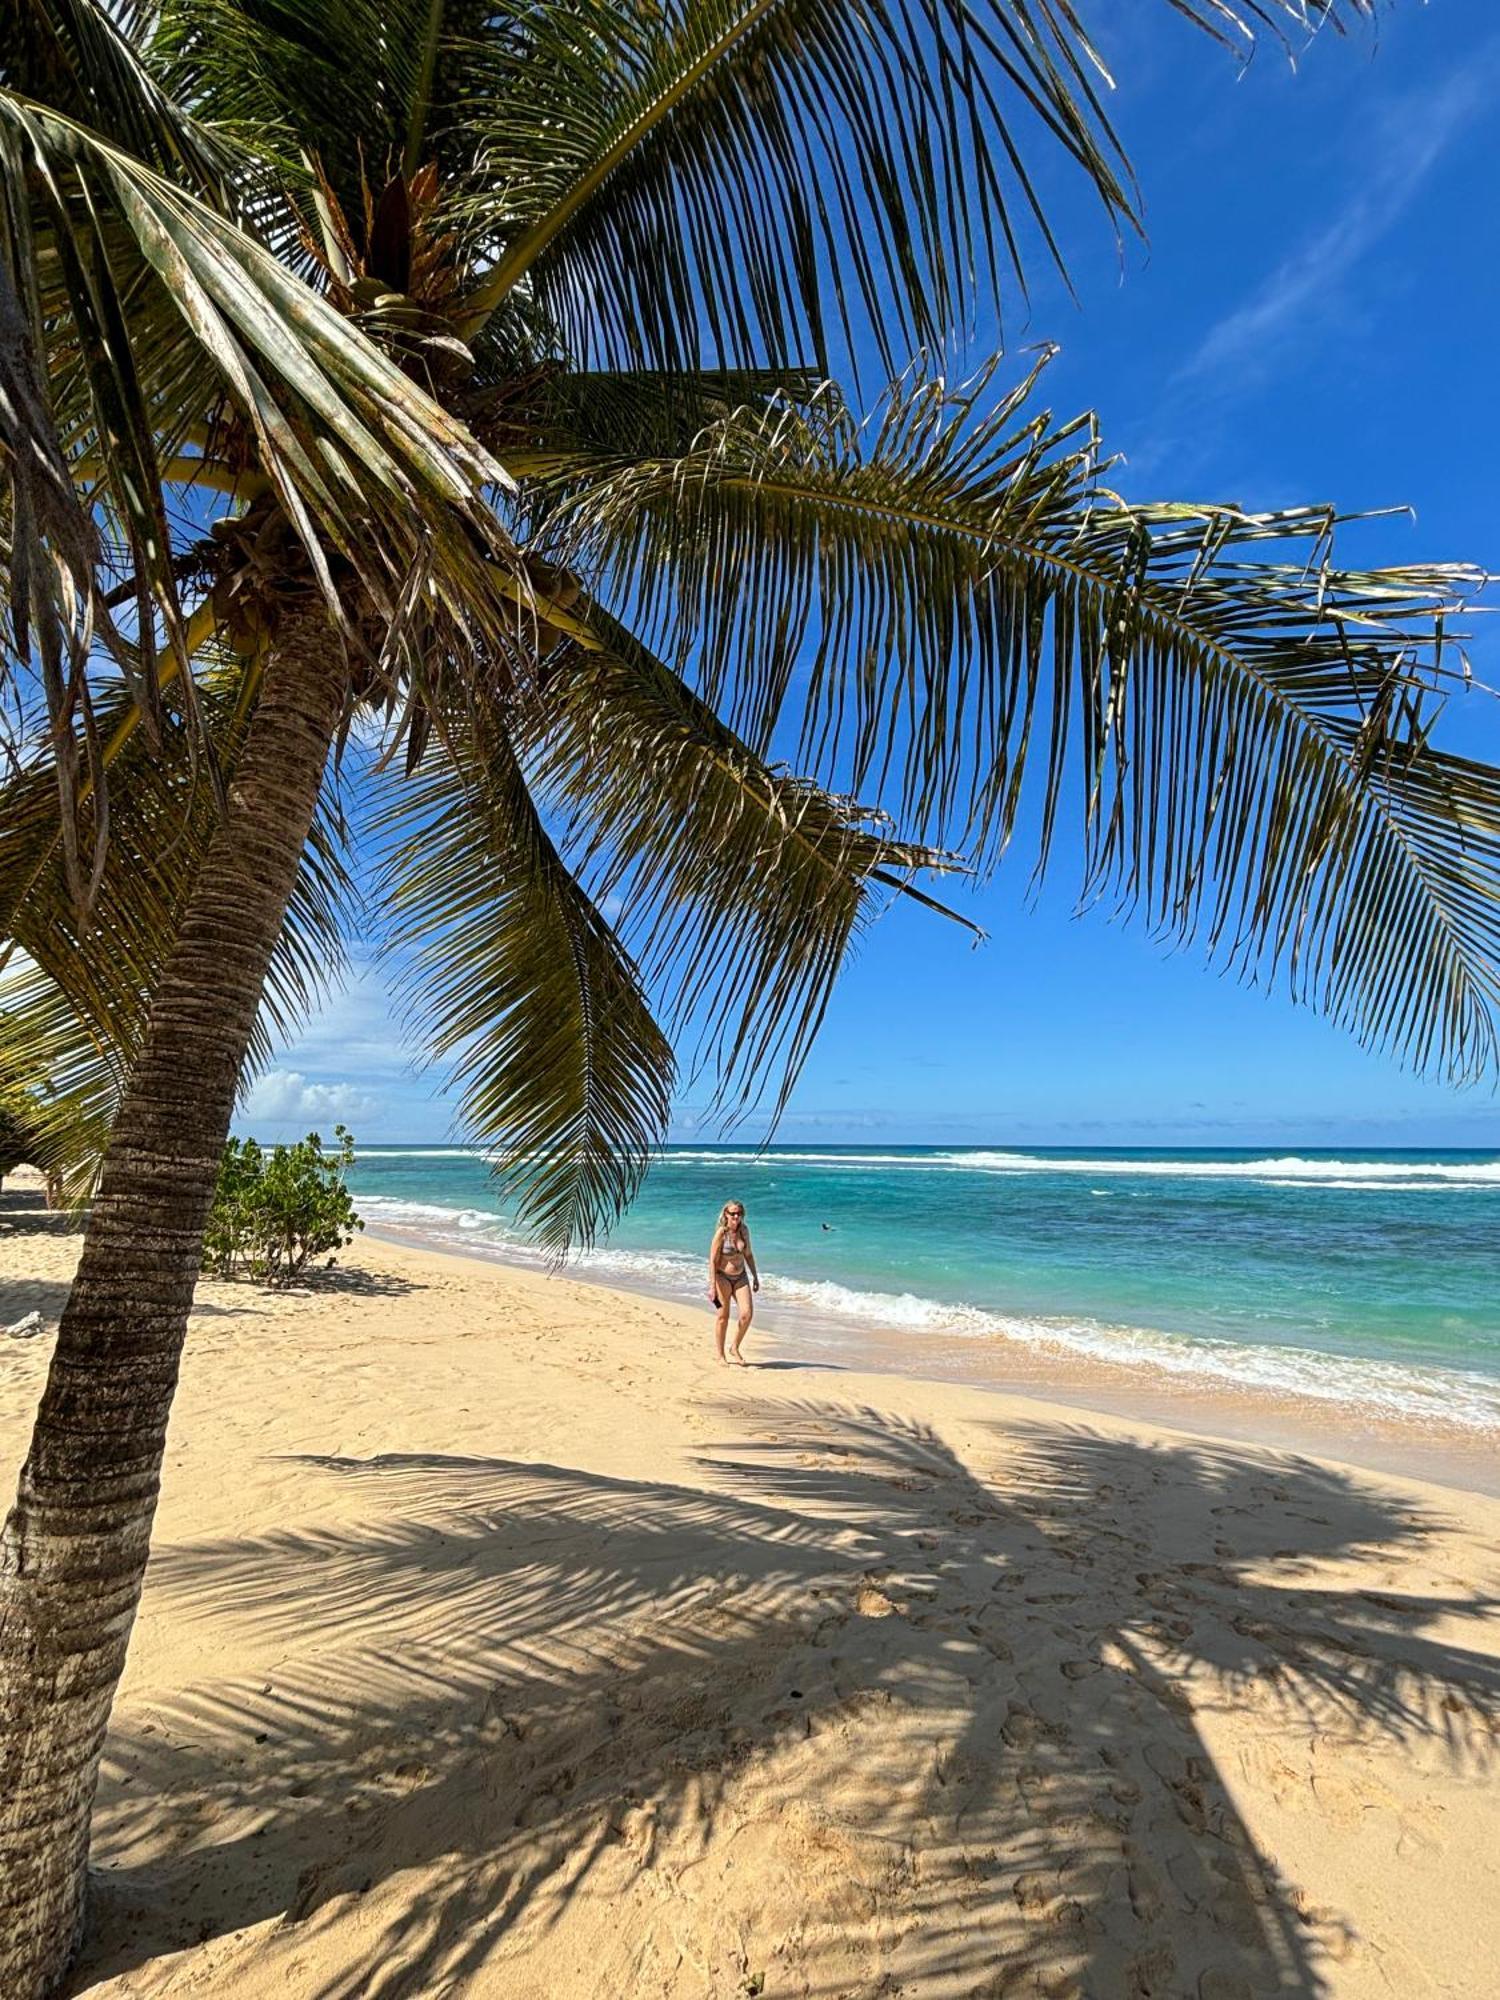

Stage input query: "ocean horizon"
[{"left": 344, "top": 1142, "right": 1500, "bottom": 1441}]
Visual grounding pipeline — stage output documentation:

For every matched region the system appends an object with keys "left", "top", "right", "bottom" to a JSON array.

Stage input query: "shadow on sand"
[
  {"left": 297, "top": 1263, "right": 427, "bottom": 1299},
  {"left": 0, "top": 1192, "right": 82, "bottom": 1334},
  {"left": 0, "top": 1190, "right": 82, "bottom": 1235},
  {"left": 72, "top": 1403, "right": 1497, "bottom": 1998}
]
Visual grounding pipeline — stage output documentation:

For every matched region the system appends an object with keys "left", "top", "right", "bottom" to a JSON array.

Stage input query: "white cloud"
[
  {"left": 269, "top": 960, "right": 411, "bottom": 1073},
  {"left": 244, "top": 955, "right": 457, "bottom": 1139},
  {"left": 1178, "top": 59, "right": 1491, "bottom": 388},
  {"left": 241, "top": 1069, "right": 376, "bottom": 1128}
]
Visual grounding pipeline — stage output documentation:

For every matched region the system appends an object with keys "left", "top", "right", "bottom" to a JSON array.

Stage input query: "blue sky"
[{"left": 244, "top": 0, "right": 1500, "bottom": 1148}]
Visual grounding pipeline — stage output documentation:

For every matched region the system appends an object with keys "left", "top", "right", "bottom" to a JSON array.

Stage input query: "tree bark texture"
[{"left": 0, "top": 617, "right": 347, "bottom": 1998}]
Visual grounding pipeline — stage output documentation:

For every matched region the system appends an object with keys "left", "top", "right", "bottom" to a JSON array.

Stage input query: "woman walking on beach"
[{"left": 709, "top": 1201, "right": 759, "bottom": 1365}]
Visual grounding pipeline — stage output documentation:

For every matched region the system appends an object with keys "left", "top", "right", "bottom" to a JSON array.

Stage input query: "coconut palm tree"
[{"left": 4, "top": 0, "right": 1497, "bottom": 1990}]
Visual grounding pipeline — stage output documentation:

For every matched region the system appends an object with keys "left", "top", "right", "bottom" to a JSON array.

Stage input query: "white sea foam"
[
  {"left": 358, "top": 1194, "right": 1500, "bottom": 1434},
  {"left": 358, "top": 1195, "right": 484, "bottom": 1226},
  {"left": 1272, "top": 1168, "right": 1496, "bottom": 1184}
]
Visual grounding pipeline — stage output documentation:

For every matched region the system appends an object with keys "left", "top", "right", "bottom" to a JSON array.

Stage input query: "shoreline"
[{"left": 364, "top": 1219, "right": 1500, "bottom": 1501}]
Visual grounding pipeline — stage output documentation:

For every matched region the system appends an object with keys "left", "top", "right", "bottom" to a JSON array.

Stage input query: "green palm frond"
[
  {"left": 149, "top": 0, "right": 1376, "bottom": 382},
  {"left": 1, "top": 94, "right": 512, "bottom": 554},
  {"left": 450, "top": 0, "right": 1381, "bottom": 371},
  {"left": 0, "top": 667, "right": 355, "bottom": 1188},
  {"left": 0, "top": 969, "right": 122, "bottom": 1196},
  {"left": 0, "top": 86, "right": 522, "bottom": 904},
  {"left": 550, "top": 358, "right": 1498, "bottom": 1080},
  {"left": 376, "top": 705, "right": 675, "bottom": 1251},
  {"left": 499, "top": 367, "right": 825, "bottom": 478},
  {"left": 531, "top": 613, "right": 973, "bottom": 1121},
  {"left": 450, "top": 0, "right": 1135, "bottom": 370},
  {"left": 150, "top": 0, "right": 473, "bottom": 195},
  {"left": 4, "top": 0, "right": 234, "bottom": 192}
]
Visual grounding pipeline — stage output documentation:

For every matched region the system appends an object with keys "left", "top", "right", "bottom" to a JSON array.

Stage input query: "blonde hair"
[{"left": 717, "top": 1200, "right": 747, "bottom": 1233}]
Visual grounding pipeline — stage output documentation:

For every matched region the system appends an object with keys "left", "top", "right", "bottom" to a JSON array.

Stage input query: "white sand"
[{"left": 2, "top": 1198, "right": 1497, "bottom": 1998}]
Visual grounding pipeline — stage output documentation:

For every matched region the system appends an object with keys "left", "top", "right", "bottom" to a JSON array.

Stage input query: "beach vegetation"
[
  {"left": 202, "top": 1128, "right": 363, "bottom": 1285},
  {"left": 0, "top": 0, "right": 1489, "bottom": 1991}
]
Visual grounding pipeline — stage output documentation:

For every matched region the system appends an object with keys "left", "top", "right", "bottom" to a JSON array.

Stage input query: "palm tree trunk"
[{"left": 0, "top": 611, "right": 347, "bottom": 1998}]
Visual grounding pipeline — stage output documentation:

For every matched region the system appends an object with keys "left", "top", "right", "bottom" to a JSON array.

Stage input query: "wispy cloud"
[{"left": 1177, "top": 56, "right": 1492, "bottom": 388}]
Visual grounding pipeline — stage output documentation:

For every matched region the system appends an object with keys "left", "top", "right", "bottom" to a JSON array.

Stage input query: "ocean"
[{"left": 346, "top": 1145, "right": 1500, "bottom": 1442}]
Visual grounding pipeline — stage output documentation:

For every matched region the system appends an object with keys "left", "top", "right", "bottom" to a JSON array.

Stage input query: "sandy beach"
[{"left": 2, "top": 1192, "right": 1497, "bottom": 1999}]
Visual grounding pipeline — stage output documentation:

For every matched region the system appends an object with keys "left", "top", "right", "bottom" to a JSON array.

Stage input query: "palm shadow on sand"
[{"left": 71, "top": 1404, "right": 1497, "bottom": 1998}]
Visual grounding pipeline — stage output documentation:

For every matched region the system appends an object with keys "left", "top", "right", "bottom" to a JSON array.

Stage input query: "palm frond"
[
  {"left": 0, "top": 665, "right": 355, "bottom": 1188},
  {"left": 450, "top": 0, "right": 1382, "bottom": 372},
  {"left": 0, "top": 967, "right": 122, "bottom": 1196},
  {"left": 495, "top": 366, "right": 825, "bottom": 478},
  {"left": 1162, "top": 1, "right": 1381, "bottom": 53},
  {"left": 0, "top": 87, "right": 523, "bottom": 905},
  {"left": 3, "top": 0, "right": 234, "bottom": 193},
  {"left": 550, "top": 358, "right": 1498, "bottom": 1080},
  {"left": 150, "top": 0, "right": 479, "bottom": 199},
  {"left": 530, "top": 612, "right": 973, "bottom": 1121},
  {"left": 375, "top": 705, "right": 675, "bottom": 1252},
  {"left": 450, "top": 0, "right": 1135, "bottom": 371}
]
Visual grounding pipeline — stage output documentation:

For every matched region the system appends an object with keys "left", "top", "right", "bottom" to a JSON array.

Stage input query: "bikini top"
[{"left": 719, "top": 1228, "right": 747, "bottom": 1259}]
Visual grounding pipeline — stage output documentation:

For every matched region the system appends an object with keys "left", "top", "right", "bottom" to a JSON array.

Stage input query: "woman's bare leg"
[
  {"left": 729, "top": 1282, "right": 754, "bottom": 1362},
  {"left": 714, "top": 1290, "right": 733, "bottom": 1363}
]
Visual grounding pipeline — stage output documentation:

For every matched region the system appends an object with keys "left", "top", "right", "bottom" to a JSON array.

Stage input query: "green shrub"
[
  {"left": 0, "top": 1101, "right": 34, "bottom": 1180},
  {"left": 204, "top": 1126, "right": 364, "bottom": 1285}
]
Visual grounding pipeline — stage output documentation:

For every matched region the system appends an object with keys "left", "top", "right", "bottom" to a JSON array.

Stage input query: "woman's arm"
[
  {"left": 745, "top": 1229, "right": 760, "bottom": 1290},
  {"left": 707, "top": 1229, "right": 722, "bottom": 1297}
]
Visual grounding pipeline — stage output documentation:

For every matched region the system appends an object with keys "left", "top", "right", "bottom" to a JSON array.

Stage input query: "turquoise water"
[{"left": 347, "top": 1146, "right": 1500, "bottom": 1433}]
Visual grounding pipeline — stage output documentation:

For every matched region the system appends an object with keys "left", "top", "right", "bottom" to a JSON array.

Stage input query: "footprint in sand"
[
  {"left": 1124, "top": 1851, "right": 1164, "bottom": 1923},
  {"left": 1126, "top": 1940, "right": 1177, "bottom": 1996},
  {"left": 1001, "top": 1702, "right": 1071, "bottom": 1750},
  {"left": 1197, "top": 1973, "right": 1254, "bottom": 2000},
  {"left": 1291, "top": 1887, "right": 1360, "bottom": 1962},
  {"left": 1013, "top": 1874, "right": 1086, "bottom": 1928}
]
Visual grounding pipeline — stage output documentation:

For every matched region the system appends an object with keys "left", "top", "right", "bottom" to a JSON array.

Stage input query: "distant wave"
[
  {"left": 355, "top": 1144, "right": 1500, "bottom": 1190},
  {"left": 934, "top": 1151, "right": 1500, "bottom": 1189},
  {"left": 651, "top": 1149, "right": 929, "bottom": 1167},
  {"left": 358, "top": 1194, "right": 1500, "bottom": 1435},
  {"left": 556, "top": 1146, "right": 1500, "bottom": 1189},
  {"left": 357, "top": 1148, "right": 485, "bottom": 1160}
]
